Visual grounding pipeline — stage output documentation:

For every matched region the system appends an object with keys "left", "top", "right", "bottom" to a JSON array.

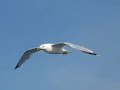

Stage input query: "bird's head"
[
  {"left": 39, "top": 44, "right": 46, "bottom": 50},
  {"left": 39, "top": 44, "right": 52, "bottom": 50}
]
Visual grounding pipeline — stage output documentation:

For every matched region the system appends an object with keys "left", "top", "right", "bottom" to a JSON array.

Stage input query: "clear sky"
[{"left": 0, "top": 0, "right": 120, "bottom": 90}]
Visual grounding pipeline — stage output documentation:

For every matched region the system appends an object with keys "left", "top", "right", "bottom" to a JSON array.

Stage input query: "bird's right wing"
[
  {"left": 64, "top": 42, "right": 97, "bottom": 55},
  {"left": 15, "top": 47, "right": 41, "bottom": 69},
  {"left": 53, "top": 42, "right": 97, "bottom": 55}
]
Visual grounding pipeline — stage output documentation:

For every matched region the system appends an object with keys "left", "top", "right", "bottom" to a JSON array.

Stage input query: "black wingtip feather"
[
  {"left": 82, "top": 51, "right": 98, "bottom": 55},
  {"left": 92, "top": 52, "right": 97, "bottom": 55},
  {"left": 14, "top": 65, "right": 19, "bottom": 70}
]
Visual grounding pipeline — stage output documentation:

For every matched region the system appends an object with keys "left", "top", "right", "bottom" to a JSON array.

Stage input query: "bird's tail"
[{"left": 62, "top": 50, "right": 71, "bottom": 54}]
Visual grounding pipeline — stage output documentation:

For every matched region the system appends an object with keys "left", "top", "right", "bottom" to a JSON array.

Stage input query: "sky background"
[{"left": 0, "top": 0, "right": 120, "bottom": 90}]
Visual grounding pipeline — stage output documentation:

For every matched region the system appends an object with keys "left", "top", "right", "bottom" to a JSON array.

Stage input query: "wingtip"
[
  {"left": 92, "top": 52, "right": 97, "bottom": 55},
  {"left": 14, "top": 65, "right": 19, "bottom": 70},
  {"left": 92, "top": 52, "right": 100, "bottom": 56},
  {"left": 82, "top": 51, "right": 99, "bottom": 56}
]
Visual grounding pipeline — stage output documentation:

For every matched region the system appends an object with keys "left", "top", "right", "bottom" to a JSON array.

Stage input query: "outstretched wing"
[
  {"left": 15, "top": 47, "right": 41, "bottom": 69},
  {"left": 53, "top": 42, "right": 97, "bottom": 55}
]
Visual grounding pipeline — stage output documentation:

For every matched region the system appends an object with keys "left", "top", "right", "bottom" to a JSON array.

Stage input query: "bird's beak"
[
  {"left": 39, "top": 48, "right": 44, "bottom": 50},
  {"left": 37, "top": 48, "right": 43, "bottom": 50}
]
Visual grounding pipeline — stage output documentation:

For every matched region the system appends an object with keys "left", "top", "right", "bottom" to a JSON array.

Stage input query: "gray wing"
[
  {"left": 53, "top": 42, "right": 97, "bottom": 55},
  {"left": 15, "top": 47, "right": 41, "bottom": 69}
]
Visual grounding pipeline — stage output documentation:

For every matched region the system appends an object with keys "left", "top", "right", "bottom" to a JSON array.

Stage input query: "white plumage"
[{"left": 15, "top": 42, "right": 98, "bottom": 69}]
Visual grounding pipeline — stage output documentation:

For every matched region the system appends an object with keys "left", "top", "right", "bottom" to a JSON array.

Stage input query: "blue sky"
[{"left": 0, "top": 0, "right": 120, "bottom": 90}]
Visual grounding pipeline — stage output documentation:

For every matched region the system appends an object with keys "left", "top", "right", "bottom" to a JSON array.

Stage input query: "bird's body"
[
  {"left": 15, "top": 42, "right": 98, "bottom": 69},
  {"left": 40, "top": 44, "right": 69, "bottom": 54}
]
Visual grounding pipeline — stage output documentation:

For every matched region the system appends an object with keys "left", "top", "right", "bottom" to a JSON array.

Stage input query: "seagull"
[{"left": 15, "top": 42, "right": 98, "bottom": 69}]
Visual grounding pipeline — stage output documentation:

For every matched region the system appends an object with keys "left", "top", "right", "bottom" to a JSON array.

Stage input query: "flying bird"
[{"left": 15, "top": 42, "right": 98, "bottom": 69}]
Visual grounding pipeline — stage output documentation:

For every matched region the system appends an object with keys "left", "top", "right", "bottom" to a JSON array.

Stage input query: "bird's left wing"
[
  {"left": 15, "top": 47, "right": 41, "bottom": 69},
  {"left": 53, "top": 42, "right": 97, "bottom": 55}
]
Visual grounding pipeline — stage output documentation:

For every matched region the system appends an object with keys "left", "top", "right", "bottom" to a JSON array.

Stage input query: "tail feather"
[{"left": 63, "top": 51, "right": 71, "bottom": 54}]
